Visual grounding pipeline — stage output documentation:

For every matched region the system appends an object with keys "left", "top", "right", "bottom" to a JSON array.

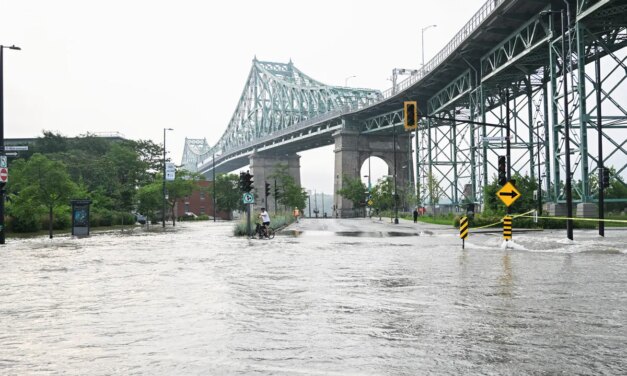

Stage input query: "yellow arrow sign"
[{"left": 497, "top": 181, "right": 521, "bottom": 207}]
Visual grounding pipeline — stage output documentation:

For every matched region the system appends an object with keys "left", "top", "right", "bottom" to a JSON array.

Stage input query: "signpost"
[
  {"left": 459, "top": 216, "right": 469, "bottom": 249},
  {"left": 165, "top": 162, "right": 176, "bottom": 181},
  {"left": 503, "top": 215, "right": 512, "bottom": 241},
  {"left": 242, "top": 192, "right": 254, "bottom": 238},
  {"left": 496, "top": 181, "right": 521, "bottom": 207},
  {"left": 0, "top": 167, "right": 8, "bottom": 184},
  {"left": 242, "top": 192, "right": 254, "bottom": 204},
  {"left": 3, "top": 145, "right": 28, "bottom": 151}
]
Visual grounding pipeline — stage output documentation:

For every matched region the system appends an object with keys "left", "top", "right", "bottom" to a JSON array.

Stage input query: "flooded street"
[{"left": 1, "top": 219, "right": 626, "bottom": 375}]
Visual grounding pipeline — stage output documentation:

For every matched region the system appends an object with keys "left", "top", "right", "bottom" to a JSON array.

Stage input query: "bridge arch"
[{"left": 333, "top": 128, "right": 413, "bottom": 218}]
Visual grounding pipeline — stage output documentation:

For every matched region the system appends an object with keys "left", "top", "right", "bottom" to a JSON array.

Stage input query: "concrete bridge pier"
[
  {"left": 333, "top": 129, "right": 412, "bottom": 218},
  {"left": 249, "top": 152, "right": 301, "bottom": 214}
]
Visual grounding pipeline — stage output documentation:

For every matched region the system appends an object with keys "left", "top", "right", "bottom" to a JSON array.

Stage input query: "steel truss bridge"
[{"left": 183, "top": 0, "right": 627, "bottom": 210}]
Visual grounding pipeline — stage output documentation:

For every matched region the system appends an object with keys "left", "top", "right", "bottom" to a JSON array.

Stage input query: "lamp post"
[
  {"left": 344, "top": 75, "right": 356, "bottom": 87},
  {"left": 162, "top": 127, "right": 173, "bottom": 228},
  {"left": 0, "top": 44, "right": 21, "bottom": 245},
  {"left": 213, "top": 152, "right": 216, "bottom": 222},
  {"left": 421, "top": 25, "right": 437, "bottom": 68}
]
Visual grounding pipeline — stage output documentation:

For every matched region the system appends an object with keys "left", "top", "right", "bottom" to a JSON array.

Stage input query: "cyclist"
[{"left": 259, "top": 207, "right": 271, "bottom": 238}]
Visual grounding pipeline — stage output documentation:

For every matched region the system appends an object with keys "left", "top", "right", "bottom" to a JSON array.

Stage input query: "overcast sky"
[{"left": 1, "top": 0, "right": 488, "bottom": 193}]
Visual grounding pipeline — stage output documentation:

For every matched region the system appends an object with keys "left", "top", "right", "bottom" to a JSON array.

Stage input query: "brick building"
[{"left": 175, "top": 181, "right": 231, "bottom": 220}]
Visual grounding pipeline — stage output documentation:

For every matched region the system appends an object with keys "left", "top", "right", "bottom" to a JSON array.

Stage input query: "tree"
[
  {"left": 164, "top": 170, "right": 202, "bottom": 225},
  {"left": 137, "top": 183, "right": 162, "bottom": 225},
  {"left": 370, "top": 176, "right": 394, "bottom": 218},
  {"left": 336, "top": 174, "right": 368, "bottom": 212},
  {"left": 269, "top": 163, "right": 307, "bottom": 211},
  {"left": 484, "top": 173, "right": 538, "bottom": 214},
  {"left": 214, "top": 173, "right": 241, "bottom": 218},
  {"left": 8, "top": 154, "right": 78, "bottom": 238},
  {"left": 427, "top": 171, "right": 443, "bottom": 215}
]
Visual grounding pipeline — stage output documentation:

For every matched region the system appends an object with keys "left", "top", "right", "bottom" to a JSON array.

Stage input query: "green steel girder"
[
  {"left": 181, "top": 138, "right": 211, "bottom": 172},
  {"left": 481, "top": 14, "right": 552, "bottom": 83},
  {"left": 548, "top": 0, "right": 627, "bottom": 204},
  {"left": 422, "top": 105, "right": 474, "bottom": 208},
  {"left": 363, "top": 109, "right": 404, "bottom": 133},
  {"left": 183, "top": 59, "right": 381, "bottom": 171},
  {"left": 428, "top": 70, "right": 472, "bottom": 113}
]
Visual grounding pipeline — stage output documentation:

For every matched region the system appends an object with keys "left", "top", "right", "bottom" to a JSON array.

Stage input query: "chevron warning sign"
[
  {"left": 459, "top": 216, "right": 469, "bottom": 240},
  {"left": 503, "top": 215, "right": 512, "bottom": 240}
]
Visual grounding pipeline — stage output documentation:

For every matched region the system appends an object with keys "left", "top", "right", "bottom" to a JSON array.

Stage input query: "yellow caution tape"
[
  {"left": 519, "top": 215, "right": 627, "bottom": 224},
  {"left": 470, "top": 210, "right": 536, "bottom": 230},
  {"left": 460, "top": 210, "right": 626, "bottom": 235}
]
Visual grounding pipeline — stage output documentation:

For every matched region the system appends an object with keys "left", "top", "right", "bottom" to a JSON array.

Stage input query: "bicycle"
[{"left": 254, "top": 223, "right": 275, "bottom": 239}]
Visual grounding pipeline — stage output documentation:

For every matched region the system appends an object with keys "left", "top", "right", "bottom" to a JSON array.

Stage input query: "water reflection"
[{"left": 0, "top": 222, "right": 626, "bottom": 374}]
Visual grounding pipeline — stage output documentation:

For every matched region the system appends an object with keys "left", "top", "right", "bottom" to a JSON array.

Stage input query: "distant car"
[
  {"left": 182, "top": 212, "right": 198, "bottom": 219},
  {"left": 135, "top": 213, "right": 147, "bottom": 224}
]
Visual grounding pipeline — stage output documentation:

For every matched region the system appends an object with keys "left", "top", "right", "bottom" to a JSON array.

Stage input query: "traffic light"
[
  {"left": 242, "top": 171, "right": 253, "bottom": 193},
  {"left": 265, "top": 182, "right": 271, "bottom": 197},
  {"left": 404, "top": 101, "right": 418, "bottom": 131},
  {"left": 601, "top": 167, "right": 610, "bottom": 189},
  {"left": 498, "top": 156, "right": 507, "bottom": 185},
  {"left": 238, "top": 172, "right": 245, "bottom": 192}
]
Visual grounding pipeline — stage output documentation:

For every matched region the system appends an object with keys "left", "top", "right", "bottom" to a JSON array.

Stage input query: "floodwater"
[{"left": 1, "top": 219, "right": 626, "bottom": 375}]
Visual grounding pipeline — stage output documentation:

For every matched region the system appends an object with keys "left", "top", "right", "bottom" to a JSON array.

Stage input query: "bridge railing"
[
  {"left": 375, "top": 0, "right": 506, "bottom": 102},
  {"left": 203, "top": 108, "right": 346, "bottom": 168}
]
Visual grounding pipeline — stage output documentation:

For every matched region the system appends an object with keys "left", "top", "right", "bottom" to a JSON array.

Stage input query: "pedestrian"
[
  {"left": 293, "top": 207, "right": 300, "bottom": 223},
  {"left": 413, "top": 207, "right": 418, "bottom": 223}
]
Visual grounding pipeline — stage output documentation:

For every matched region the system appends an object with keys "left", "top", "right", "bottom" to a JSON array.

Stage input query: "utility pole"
[
  {"left": 213, "top": 152, "right": 216, "bottom": 222},
  {"left": 561, "top": 10, "right": 574, "bottom": 240},
  {"left": 162, "top": 127, "right": 173, "bottom": 228},
  {"left": 595, "top": 42, "right": 604, "bottom": 237},
  {"left": 393, "top": 122, "right": 399, "bottom": 224},
  {"left": 274, "top": 178, "right": 278, "bottom": 216}
]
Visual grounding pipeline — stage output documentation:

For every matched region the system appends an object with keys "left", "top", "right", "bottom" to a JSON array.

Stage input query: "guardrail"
[{"left": 376, "top": 0, "right": 507, "bottom": 102}]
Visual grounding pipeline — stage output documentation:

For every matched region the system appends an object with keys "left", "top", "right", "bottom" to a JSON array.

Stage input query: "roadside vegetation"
[{"left": 5, "top": 131, "right": 202, "bottom": 237}]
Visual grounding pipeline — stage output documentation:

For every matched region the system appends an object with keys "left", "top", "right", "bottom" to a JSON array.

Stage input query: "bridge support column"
[
  {"left": 249, "top": 152, "right": 301, "bottom": 214},
  {"left": 333, "top": 129, "right": 412, "bottom": 218}
]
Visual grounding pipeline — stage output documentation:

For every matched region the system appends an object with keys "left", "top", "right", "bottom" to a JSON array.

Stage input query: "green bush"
[{"left": 8, "top": 212, "right": 41, "bottom": 233}]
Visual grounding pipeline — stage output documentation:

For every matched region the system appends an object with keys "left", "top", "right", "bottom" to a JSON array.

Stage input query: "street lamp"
[
  {"left": 162, "top": 127, "right": 173, "bottom": 228},
  {"left": 0, "top": 44, "right": 21, "bottom": 245},
  {"left": 421, "top": 25, "right": 437, "bottom": 68},
  {"left": 344, "top": 75, "right": 356, "bottom": 87}
]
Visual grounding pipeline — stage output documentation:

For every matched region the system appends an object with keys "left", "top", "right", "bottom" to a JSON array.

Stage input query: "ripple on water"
[{"left": 0, "top": 222, "right": 626, "bottom": 374}]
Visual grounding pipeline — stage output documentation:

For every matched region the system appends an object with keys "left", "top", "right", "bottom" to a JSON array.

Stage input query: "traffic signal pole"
[
  {"left": 595, "top": 42, "right": 604, "bottom": 237},
  {"left": 274, "top": 178, "right": 278, "bottom": 216},
  {"left": 247, "top": 203, "right": 251, "bottom": 238}
]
